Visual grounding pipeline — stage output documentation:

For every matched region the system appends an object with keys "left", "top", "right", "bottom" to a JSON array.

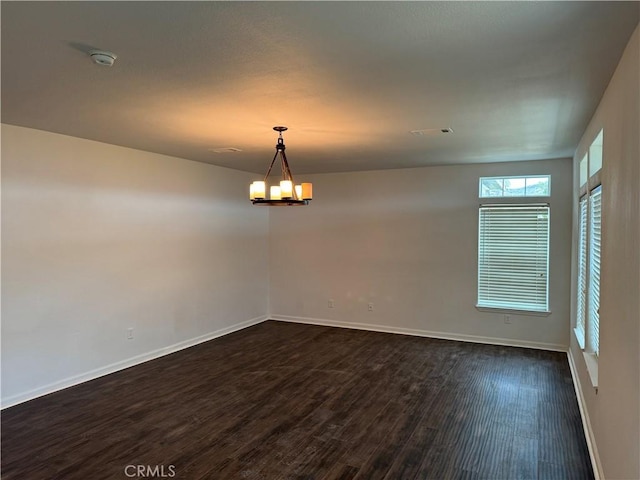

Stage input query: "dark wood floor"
[{"left": 2, "top": 321, "right": 593, "bottom": 480}]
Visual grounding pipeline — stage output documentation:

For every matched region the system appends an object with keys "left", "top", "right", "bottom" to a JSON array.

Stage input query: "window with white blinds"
[
  {"left": 575, "top": 196, "right": 588, "bottom": 348},
  {"left": 477, "top": 205, "right": 550, "bottom": 312},
  {"left": 575, "top": 129, "right": 603, "bottom": 387},
  {"left": 588, "top": 186, "right": 602, "bottom": 355}
]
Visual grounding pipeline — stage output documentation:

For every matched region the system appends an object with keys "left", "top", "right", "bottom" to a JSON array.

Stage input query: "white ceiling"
[{"left": 2, "top": 2, "right": 638, "bottom": 174}]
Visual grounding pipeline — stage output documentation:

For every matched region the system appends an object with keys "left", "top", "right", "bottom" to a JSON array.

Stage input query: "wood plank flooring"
[{"left": 1, "top": 321, "right": 593, "bottom": 480}]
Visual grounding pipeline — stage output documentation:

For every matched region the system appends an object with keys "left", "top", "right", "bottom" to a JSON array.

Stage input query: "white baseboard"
[
  {"left": 568, "top": 348, "right": 603, "bottom": 480},
  {"left": 1, "top": 315, "right": 269, "bottom": 409},
  {"left": 270, "top": 314, "right": 567, "bottom": 352}
]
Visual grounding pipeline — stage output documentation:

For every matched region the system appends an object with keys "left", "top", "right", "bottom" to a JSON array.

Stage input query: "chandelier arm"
[
  {"left": 280, "top": 151, "right": 299, "bottom": 199},
  {"left": 280, "top": 152, "right": 287, "bottom": 180},
  {"left": 263, "top": 150, "right": 280, "bottom": 182}
]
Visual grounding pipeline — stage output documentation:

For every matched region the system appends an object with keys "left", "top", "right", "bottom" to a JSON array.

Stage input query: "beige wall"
[
  {"left": 270, "top": 158, "right": 573, "bottom": 350},
  {"left": 1, "top": 124, "right": 269, "bottom": 406},
  {"left": 569, "top": 25, "right": 640, "bottom": 480}
]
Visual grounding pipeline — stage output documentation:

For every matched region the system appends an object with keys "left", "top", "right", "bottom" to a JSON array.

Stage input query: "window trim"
[{"left": 475, "top": 305, "right": 551, "bottom": 316}]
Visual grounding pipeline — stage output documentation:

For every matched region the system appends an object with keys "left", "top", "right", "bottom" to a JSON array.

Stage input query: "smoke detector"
[{"left": 89, "top": 50, "right": 117, "bottom": 66}]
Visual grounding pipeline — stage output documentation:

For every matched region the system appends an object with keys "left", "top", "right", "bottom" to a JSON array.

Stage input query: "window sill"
[
  {"left": 583, "top": 352, "right": 599, "bottom": 392},
  {"left": 475, "top": 305, "right": 551, "bottom": 317}
]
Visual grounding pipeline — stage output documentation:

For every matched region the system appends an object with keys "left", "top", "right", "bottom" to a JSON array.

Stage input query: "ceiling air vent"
[
  {"left": 410, "top": 127, "right": 454, "bottom": 136},
  {"left": 209, "top": 147, "right": 242, "bottom": 153}
]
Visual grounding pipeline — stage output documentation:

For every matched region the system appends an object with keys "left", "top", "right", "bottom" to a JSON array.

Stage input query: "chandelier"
[{"left": 249, "top": 126, "right": 312, "bottom": 206}]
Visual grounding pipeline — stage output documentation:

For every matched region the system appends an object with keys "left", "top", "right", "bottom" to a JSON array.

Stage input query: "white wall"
[
  {"left": 270, "top": 158, "right": 573, "bottom": 350},
  {"left": 569, "top": 25, "right": 639, "bottom": 480},
  {"left": 1, "top": 124, "right": 269, "bottom": 406}
]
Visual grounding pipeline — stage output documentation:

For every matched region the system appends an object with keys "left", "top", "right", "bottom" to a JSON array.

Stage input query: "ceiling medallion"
[{"left": 249, "top": 126, "right": 312, "bottom": 206}]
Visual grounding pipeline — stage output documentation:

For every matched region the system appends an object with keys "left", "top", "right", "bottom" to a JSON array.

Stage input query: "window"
[
  {"left": 575, "top": 130, "right": 603, "bottom": 389},
  {"left": 589, "top": 131, "right": 603, "bottom": 177},
  {"left": 576, "top": 130, "right": 603, "bottom": 363},
  {"left": 479, "top": 175, "right": 550, "bottom": 198},
  {"left": 575, "top": 196, "right": 588, "bottom": 347},
  {"left": 477, "top": 204, "right": 550, "bottom": 313},
  {"left": 588, "top": 185, "right": 602, "bottom": 355}
]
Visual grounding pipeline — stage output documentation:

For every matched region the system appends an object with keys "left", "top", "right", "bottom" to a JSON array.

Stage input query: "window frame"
[
  {"left": 479, "top": 175, "right": 551, "bottom": 198},
  {"left": 575, "top": 128, "right": 603, "bottom": 389}
]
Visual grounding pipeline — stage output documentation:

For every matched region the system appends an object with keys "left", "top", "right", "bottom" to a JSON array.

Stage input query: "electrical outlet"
[
  {"left": 503, "top": 315, "right": 511, "bottom": 324},
  {"left": 368, "top": 303, "right": 374, "bottom": 312},
  {"left": 328, "top": 299, "right": 335, "bottom": 308},
  {"left": 127, "top": 328, "right": 134, "bottom": 340}
]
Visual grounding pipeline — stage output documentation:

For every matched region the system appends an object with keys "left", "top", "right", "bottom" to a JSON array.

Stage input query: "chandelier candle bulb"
[
  {"left": 270, "top": 186, "right": 282, "bottom": 200},
  {"left": 249, "top": 182, "right": 256, "bottom": 200},
  {"left": 254, "top": 181, "right": 266, "bottom": 199},
  {"left": 280, "top": 180, "right": 293, "bottom": 199},
  {"left": 301, "top": 183, "right": 313, "bottom": 200},
  {"left": 295, "top": 184, "right": 302, "bottom": 199}
]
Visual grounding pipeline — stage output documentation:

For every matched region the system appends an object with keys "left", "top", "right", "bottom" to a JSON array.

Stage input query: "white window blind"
[
  {"left": 478, "top": 205, "right": 550, "bottom": 312},
  {"left": 588, "top": 186, "right": 602, "bottom": 355},
  {"left": 576, "top": 196, "right": 588, "bottom": 348}
]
